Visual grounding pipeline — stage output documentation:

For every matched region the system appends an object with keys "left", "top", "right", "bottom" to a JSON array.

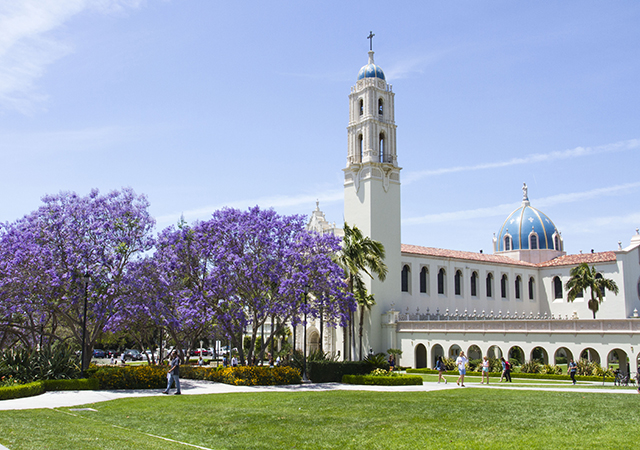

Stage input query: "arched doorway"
[
  {"left": 308, "top": 330, "right": 320, "bottom": 353},
  {"left": 467, "top": 345, "right": 482, "bottom": 361},
  {"left": 431, "top": 344, "right": 444, "bottom": 368},
  {"left": 531, "top": 347, "right": 548, "bottom": 364},
  {"left": 554, "top": 347, "right": 573, "bottom": 366},
  {"left": 508, "top": 346, "right": 524, "bottom": 365},
  {"left": 487, "top": 345, "right": 503, "bottom": 360},
  {"left": 607, "top": 348, "right": 628, "bottom": 372},
  {"left": 448, "top": 344, "right": 462, "bottom": 359},
  {"left": 580, "top": 348, "right": 601, "bottom": 364},
  {"left": 415, "top": 343, "right": 427, "bottom": 368}
]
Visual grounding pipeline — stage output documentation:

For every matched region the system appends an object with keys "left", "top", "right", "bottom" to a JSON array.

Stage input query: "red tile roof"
[
  {"left": 536, "top": 251, "right": 617, "bottom": 267},
  {"left": 401, "top": 244, "right": 618, "bottom": 268},
  {"left": 401, "top": 244, "right": 536, "bottom": 267}
]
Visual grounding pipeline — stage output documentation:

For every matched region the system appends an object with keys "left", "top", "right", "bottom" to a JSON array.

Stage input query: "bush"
[
  {"left": 181, "top": 365, "right": 301, "bottom": 386},
  {"left": 520, "top": 360, "right": 541, "bottom": 374},
  {"left": 0, "top": 344, "right": 80, "bottom": 382},
  {"left": 342, "top": 374, "right": 423, "bottom": 386},
  {"left": 541, "top": 364, "right": 563, "bottom": 375},
  {"left": 42, "top": 378, "right": 100, "bottom": 391},
  {"left": 307, "top": 361, "right": 373, "bottom": 383},
  {"left": 89, "top": 365, "right": 167, "bottom": 390},
  {"left": 0, "top": 381, "right": 45, "bottom": 401},
  {"left": 363, "top": 353, "right": 390, "bottom": 371}
]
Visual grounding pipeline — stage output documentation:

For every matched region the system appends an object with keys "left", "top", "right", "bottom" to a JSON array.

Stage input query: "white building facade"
[{"left": 306, "top": 48, "right": 640, "bottom": 374}]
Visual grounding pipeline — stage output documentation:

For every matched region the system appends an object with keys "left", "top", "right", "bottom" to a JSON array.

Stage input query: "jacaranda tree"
[
  {"left": 0, "top": 188, "right": 155, "bottom": 369},
  {"left": 150, "top": 207, "right": 354, "bottom": 365}
]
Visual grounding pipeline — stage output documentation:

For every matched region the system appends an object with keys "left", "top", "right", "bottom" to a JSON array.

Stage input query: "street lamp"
[{"left": 80, "top": 272, "right": 90, "bottom": 378}]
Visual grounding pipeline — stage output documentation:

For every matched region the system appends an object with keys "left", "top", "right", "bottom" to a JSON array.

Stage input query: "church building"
[{"left": 306, "top": 45, "right": 640, "bottom": 374}]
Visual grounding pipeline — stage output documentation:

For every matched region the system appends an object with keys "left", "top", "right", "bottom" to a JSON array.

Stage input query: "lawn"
[{"left": 0, "top": 389, "right": 638, "bottom": 449}]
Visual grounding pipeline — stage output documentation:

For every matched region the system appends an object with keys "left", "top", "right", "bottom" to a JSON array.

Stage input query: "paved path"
[{"left": 0, "top": 379, "right": 637, "bottom": 411}]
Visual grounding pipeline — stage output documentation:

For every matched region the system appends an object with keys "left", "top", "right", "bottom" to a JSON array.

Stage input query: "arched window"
[
  {"left": 554, "top": 234, "right": 561, "bottom": 251},
  {"left": 359, "top": 99, "right": 364, "bottom": 116},
  {"left": 515, "top": 275, "right": 522, "bottom": 299},
  {"left": 378, "top": 98, "right": 383, "bottom": 115},
  {"left": 358, "top": 134, "right": 363, "bottom": 162},
  {"left": 501, "top": 274, "right": 508, "bottom": 299},
  {"left": 379, "top": 132, "right": 385, "bottom": 163},
  {"left": 454, "top": 270, "right": 462, "bottom": 296},
  {"left": 528, "top": 277, "right": 535, "bottom": 300},
  {"left": 470, "top": 271, "right": 478, "bottom": 297},
  {"left": 486, "top": 273, "right": 494, "bottom": 298},
  {"left": 401, "top": 265, "right": 410, "bottom": 292},
  {"left": 530, "top": 233, "right": 538, "bottom": 250},
  {"left": 438, "top": 268, "right": 446, "bottom": 295},
  {"left": 553, "top": 276, "right": 562, "bottom": 299},
  {"left": 419, "top": 267, "right": 428, "bottom": 294},
  {"left": 595, "top": 273, "right": 605, "bottom": 297},
  {"left": 504, "top": 235, "right": 512, "bottom": 251}
]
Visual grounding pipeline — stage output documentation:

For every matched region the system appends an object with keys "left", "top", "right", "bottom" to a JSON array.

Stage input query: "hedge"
[
  {"left": 405, "top": 368, "right": 615, "bottom": 383},
  {"left": 307, "top": 361, "right": 373, "bottom": 383},
  {"left": 181, "top": 365, "right": 301, "bottom": 386},
  {"left": 42, "top": 378, "right": 100, "bottom": 391},
  {"left": 0, "top": 381, "right": 46, "bottom": 401},
  {"left": 342, "top": 374, "right": 423, "bottom": 386}
]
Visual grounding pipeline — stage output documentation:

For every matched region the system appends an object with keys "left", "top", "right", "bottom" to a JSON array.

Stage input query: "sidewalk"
[{"left": 0, "top": 379, "right": 636, "bottom": 411}]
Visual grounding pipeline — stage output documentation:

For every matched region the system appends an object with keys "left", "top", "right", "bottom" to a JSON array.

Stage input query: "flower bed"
[
  {"left": 342, "top": 374, "right": 423, "bottom": 386},
  {"left": 181, "top": 365, "right": 301, "bottom": 386}
]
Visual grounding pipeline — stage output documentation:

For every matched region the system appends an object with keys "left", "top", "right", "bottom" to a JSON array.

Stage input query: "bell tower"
[{"left": 343, "top": 36, "right": 402, "bottom": 355}]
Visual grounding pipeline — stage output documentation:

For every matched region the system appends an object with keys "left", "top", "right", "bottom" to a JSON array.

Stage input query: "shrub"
[
  {"left": 90, "top": 365, "right": 167, "bottom": 390},
  {"left": 520, "top": 360, "right": 541, "bottom": 374},
  {"left": 443, "top": 357, "right": 456, "bottom": 371},
  {"left": 0, "top": 344, "right": 80, "bottom": 382},
  {"left": 0, "top": 381, "right": 45, "bottom": 401},
  {"left": 363, "top": 353, "right": 390, "bottom": 371},
  {"left": 42, "top": 378, "right": 100, "bottom": 391},
  {"left": 181, "top": 365, "right": 301, "bottom": 386},
  {"left": 342, "top": 374, "right": 423, "bottom": 386},
  {"left": 541, "top": 364, "right": 563, "bottom": 375},
  {"left": 307, "top": 361, "right": 373, "bottom": 383}
]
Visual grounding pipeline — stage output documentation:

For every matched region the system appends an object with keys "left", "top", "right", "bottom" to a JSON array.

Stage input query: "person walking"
[
  {"left": 163, "top": 351, "right": 182, "bottom": 395},
  {"left": 503, "top": 358, "right": 512, "bottom": 382},
  {"left": 481, "top": 356, "right": 490, "bottom": 384},
  {"left": 500, "top": 357, "right": 507, "bottom": 382},
  {"left": 436, "top": 356, "right": 447, "bottom": 384},
  {"left": 456, "top": 351, "right": 468, "bottom": 387},
  {"left": 568, "top": 359, "right": 578, "bottom": 385}
]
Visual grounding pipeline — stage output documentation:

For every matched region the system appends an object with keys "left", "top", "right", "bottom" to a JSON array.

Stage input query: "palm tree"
[
  {"left": 565, "top": 263, "right": 619, "bottom": 319},
  {"left": 336, "top": 223, "right": 387, "bottom": 360},
  {"left": 354, "top": 283, "right": 376, "bottom": 361}
]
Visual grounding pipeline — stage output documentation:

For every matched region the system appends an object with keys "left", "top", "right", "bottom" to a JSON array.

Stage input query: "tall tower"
[{"left": 343, "top": 42, "right": 401, "bottom": 355}]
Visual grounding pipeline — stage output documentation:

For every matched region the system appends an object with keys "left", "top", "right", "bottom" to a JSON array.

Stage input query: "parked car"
[
  {"left": 106, "top": 349, "right": 120, "bottom": 358},
  {"left": 122, "top": 349, "right": 143, "bottom": 361},
  {"left": 92, "top": 349, "right": 107, "bottom": 358},
  {"left": 194, "top": 348, "right": 209, "bottom": 356}
]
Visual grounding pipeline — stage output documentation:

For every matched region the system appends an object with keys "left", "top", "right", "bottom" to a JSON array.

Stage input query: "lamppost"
[
  {"left": 303, "top": 286, "right": 309, "bottom": 381},
  {"left": 80, "top": 272, "right": 90, "bottom": 378}
]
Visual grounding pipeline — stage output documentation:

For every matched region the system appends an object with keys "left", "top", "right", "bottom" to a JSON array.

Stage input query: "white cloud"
[
  {"left": 156, "top": 189, "right": 344, "bottom": 227},
  {"left": 0, "top": 0, "right": 144, "bottom": 113},
  {"left": 403, "top": 182, "right": 640, "bottom": 225},
  {"left": 404, "top": 139, "right": 640, "bottom": 185}
]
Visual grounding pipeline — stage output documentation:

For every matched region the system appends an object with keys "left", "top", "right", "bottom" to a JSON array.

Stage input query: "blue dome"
[
  {"left": 497, "top": 203, "right": 560, "bottom": 252},
  {"left": 358, "top": 63, "right": 385, "bottom": 81}
]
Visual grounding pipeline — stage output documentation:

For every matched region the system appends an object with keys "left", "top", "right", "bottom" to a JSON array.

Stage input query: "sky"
[{"left": 1, "top": 0, "right": 639, "bottom": 256}]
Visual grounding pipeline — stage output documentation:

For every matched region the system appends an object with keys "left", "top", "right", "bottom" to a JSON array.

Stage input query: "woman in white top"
[
  {"left": 481, "top": 356, "right": 490, "bottom": 384},
  {"left": 456, "top": 351, "right": 468, "bottom": 387}
]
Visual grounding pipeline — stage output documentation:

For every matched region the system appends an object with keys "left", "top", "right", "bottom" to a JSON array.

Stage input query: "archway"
[
  {"left": 448, "top": 344, "right": 462, "bottom": 359},
  {"left": 467, "top": 344, "right": 482, "bottom": 361},
  {"left": 508, "top": 346, "right": 524, "bottom": 365},
  {"left": 554, "top": 347, "right": 573, "bottom": 366},
  {"left": 308, "top": 330, "right": 320, "bottom": 353},
  {"left": 607, "top": 348, "right": 628, "bottom": 371},
  {"left": 431, "top": 344, "right": 444, "bottom": 368},
  {"left": 415, "top": 343, "right": 427, "bottom": 368},
  {"left": 580, "top": 348, "right": 601, "bottom": 364},
  {"left": 487, "top": 345, "right": 503, "bottom": 360},
  {"left": 531, "top": 347, "right": 548, "bottom": 364}
]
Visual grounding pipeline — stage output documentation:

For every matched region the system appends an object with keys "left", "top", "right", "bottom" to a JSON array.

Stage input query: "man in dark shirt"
[{"left": 163, "top": 351, "right": 181, "bottom": 395}]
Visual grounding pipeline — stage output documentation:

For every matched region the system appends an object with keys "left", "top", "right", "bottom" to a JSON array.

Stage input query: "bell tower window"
[
  {"left": 359, "top": 99, "right": 364, "bottom": 116},
  {"left": 358, "top": 134, "right": 363, "bottom": 162},
  {"left": 530, "top": 233, "right": 538, "bottom": 250},
  {"left": 504, "top": 235, "right": 512, "bottom": 251},
  {"left": 379, "top": 132, "right": 385, "bottom": 163},
  {"left": 378, "top": 98, "right": 383, "bottom": 115}
]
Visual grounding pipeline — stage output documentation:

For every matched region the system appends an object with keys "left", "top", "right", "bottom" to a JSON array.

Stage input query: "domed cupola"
[
  {"left": 357, "top": 51, "right": 386, "bottom": 81},
  {"left": 493, "top": 184, "right": 565, "bottom": 264}
]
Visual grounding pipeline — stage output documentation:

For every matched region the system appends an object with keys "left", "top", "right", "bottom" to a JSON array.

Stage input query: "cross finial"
[{"left": 367, "top": 31, "right": 375, "bottom": 51}]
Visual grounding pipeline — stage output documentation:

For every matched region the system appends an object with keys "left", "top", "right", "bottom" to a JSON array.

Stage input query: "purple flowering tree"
[
  {"left": 0, "top": 188, "right": 155, "bottom": 369},
  {"left": 152, "top": 207, "right": 354, "bottom": 365}
]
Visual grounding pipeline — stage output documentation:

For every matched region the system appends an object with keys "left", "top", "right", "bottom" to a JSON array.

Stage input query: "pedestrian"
[
  {"left": 456, "top": 351, "right": 468, "bottom": 387},
  {"left": 481, "top": 356, "right": 490, "bottom": 384},
  {"left": 500, "top": 357, "right": 506, "bottom": 382},
  {"left": 568, "top": 359, "right": 577, "bottom": 385},
  {"left": 436, "top": 356, "right": 447, "bottom": 384},
  {"left": 503, "top": 357, "right": 512, "bottom": 382},
  {"left": 388, "top": 354, "right": 395, "bottom": 371},
  {"left": 198, "top": 356, "right": 204, "bottom": 366},
  {"left": 120, "top": 352, "right": 126, "bottom": 365},
  {"left": 163, "top": 351, "right": 181, "bottom": 395},
  {"left": 231, "top": 355, "right": 238, "bottom": 367}
]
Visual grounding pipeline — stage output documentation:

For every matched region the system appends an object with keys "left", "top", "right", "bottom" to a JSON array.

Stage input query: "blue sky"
[{"left": 1, "top": 1, "right": 639, "bottom": 255}]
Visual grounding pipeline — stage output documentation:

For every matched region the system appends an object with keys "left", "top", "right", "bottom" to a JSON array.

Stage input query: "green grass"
[{"left": 0, "top": 389, "right": 639, "bottom": 449}]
